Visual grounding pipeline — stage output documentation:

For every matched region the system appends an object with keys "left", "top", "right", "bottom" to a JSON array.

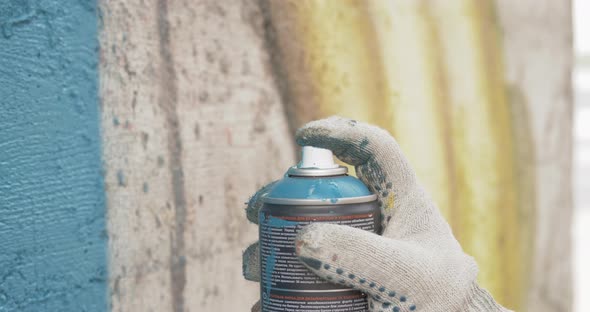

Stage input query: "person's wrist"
[{"left": 464, "top": 282, "right": 512, "bottom": 312}]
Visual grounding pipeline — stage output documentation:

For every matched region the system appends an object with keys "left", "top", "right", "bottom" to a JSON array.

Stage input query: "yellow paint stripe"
[
  {"left": 267, "top": 0, "right": 531, "bottom": 308},
  {"left": 267, "top": 0, "right": 388, "bottom": 126},
  {"left": 367, "top": 0, "right": 455, "bottom": 221},
  {"left": 430, "top": 0, "right": 528, "bottom": 309},
  {"left": 267, "top": 0, "right": 391, "bottom": 176}
]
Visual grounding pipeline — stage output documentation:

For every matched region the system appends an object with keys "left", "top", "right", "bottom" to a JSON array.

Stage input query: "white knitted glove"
[{"left": 243, "top": 116, "right": 512, "bottom": 312}]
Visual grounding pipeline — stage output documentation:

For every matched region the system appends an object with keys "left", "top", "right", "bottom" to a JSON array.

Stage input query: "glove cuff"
[{"left": 465, "top": 283, "right": 513, "bottom": 312}]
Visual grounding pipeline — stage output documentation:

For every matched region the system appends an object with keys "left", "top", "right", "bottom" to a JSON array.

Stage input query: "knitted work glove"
[{"left": 243, "top": 116, "right": 511, "bottom": 312}]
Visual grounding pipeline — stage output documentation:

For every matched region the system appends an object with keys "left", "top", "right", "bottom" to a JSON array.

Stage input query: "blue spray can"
[{"left": 259, "top": 146, "right": 381, "bottom": 311}]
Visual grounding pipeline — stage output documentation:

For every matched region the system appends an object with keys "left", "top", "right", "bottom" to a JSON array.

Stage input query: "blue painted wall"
[{"left": 0, "top": 1, "right": 107, "bottom": 311}]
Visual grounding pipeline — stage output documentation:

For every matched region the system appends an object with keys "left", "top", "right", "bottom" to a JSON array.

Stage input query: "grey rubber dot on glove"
[{"left": 243, "top": 116, "right": 512, "bottom": 312}]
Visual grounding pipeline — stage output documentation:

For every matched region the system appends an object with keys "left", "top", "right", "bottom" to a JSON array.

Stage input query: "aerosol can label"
[{"left": 260, "top": 209, "right": 377, "bottom": 312}]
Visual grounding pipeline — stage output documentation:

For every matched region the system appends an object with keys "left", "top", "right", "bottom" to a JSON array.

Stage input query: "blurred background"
[
  {"left": 0, "top": 0, "right": 588, "bottom": 311},
  {"left": 574, "top": 1, "right": 590, "bottom": 312}
]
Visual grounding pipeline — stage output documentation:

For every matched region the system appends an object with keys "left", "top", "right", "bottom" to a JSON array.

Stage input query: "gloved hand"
[{"left": 243, "top": 116, "right": 511, "bottom": 312}]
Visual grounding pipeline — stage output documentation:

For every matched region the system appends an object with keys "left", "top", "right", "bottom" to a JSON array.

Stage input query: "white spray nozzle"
[{"left": 298, "top": 146, "right": 338, "bottom": 169}]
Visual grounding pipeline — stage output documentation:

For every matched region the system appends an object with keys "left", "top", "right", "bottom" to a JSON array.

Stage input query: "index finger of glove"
[
  {"left": 295, "top": 223, "right": 477, "bottom": 310},
  {"left": 296, "top": 116, "right": 418, "bottom": 208},
  {"left": 245, "top": 181, "right": 278, "bottom": 224}
]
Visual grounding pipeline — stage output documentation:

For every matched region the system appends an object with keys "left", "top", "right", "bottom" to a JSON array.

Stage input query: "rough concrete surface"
[
  {"left": 99, "top": 0, "right": 295, "bottom": 311},
  {"left": 495, "top": 1, "right": 574, "bottom": 310},
  {"left": 0, "top": 0, "right": 107, "bottom": 311}
]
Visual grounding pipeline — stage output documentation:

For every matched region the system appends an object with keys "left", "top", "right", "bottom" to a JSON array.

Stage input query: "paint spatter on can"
[{"left": 263, "top": 247, "right": 277, "bottom": 304}]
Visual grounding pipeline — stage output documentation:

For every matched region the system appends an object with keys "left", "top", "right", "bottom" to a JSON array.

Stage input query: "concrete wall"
[
  {"left": 99, "top": 1, "right": 295, "bottom": 311},
  {"left": 0, "top": 0, "right": 573, "bottom": 311}
]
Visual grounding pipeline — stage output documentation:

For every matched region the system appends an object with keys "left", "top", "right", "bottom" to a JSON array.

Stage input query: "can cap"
[
  {"left": 265, "top": 146, "right": 375, "bottom": 204},
  {"left": 298, "top": 146, "right": 338, "bottom": 169}
]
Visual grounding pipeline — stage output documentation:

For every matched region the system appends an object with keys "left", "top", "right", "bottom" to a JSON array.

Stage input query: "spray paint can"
[{"left": 259, "top": 146, "right": 381, "bottom": 312}]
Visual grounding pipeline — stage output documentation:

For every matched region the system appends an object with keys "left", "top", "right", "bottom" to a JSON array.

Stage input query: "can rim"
[
  {"left": 287, "top": 166, "right": 348, "bottom": 177},
  {"left": 263, "top": 194, "right": 377, "bottom": 205}
]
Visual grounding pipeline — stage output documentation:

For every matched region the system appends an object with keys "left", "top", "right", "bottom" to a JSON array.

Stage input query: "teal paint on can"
[
  {"left": 0, "top": 1, "right": 107, "bottom": 311},
  {"left": 265, "top": 174, "right": 373, "bottom": 200}
]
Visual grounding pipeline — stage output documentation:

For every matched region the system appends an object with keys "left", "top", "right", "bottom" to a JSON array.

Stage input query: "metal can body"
[{"left": 259, "top": 169, "right": 380, "bottom": 312}]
